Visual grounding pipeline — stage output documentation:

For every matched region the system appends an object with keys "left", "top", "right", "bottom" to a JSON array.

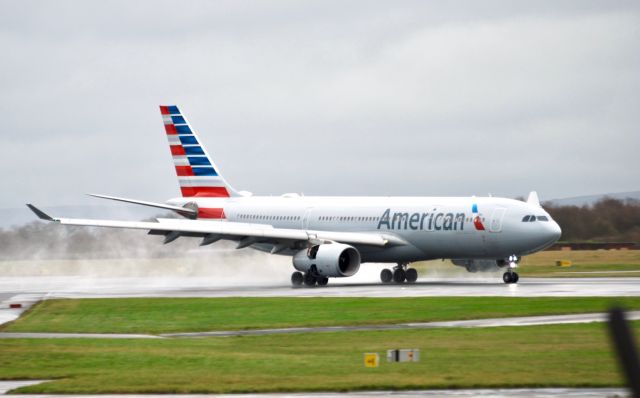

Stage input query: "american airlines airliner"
[{"left": 28, "top": 105, "right": 562, "bottom": 287}]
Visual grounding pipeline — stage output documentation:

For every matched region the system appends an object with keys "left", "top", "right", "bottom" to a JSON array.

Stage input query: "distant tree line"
[
  {"left": 0, "top": 197, "right": 639, "bottom": 260},
  {"left": 544, "top": 198, "right": 640, "bottom": 243}
]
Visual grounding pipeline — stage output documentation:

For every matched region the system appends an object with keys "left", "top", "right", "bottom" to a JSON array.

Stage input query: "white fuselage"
[{"left": 167, "top": 195, "right": 561, "bottom": 263}]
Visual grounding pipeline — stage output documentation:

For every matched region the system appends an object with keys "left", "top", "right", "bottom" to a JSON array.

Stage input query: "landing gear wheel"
[
  {"left": 380, "top": 269, "right": 393, "bottom": 284},
  {"left": 303, "top": 273, "right": 317, "bottom": 287},
  {"left": 317, "top": 277, "right": 329, "bottom": 286},
  {"left": 291, "top": 271, "right": 303, "bottom": 286},
  {"left": 393, "top": 268, "right": 406, "bottom": 284},
  {"left": 405, "top": 268, "right": 418, "bottom": 283},
  {"left": 503, "top": 272, "right": 519, "bottom": 284}
]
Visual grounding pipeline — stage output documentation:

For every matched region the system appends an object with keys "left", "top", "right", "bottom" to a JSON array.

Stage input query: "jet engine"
[
  {"left": 452, "top": 259, "right": 506, "bottom": 273},
  {"left": 293, "top": 243, "right": 361, "bottom": 277}
]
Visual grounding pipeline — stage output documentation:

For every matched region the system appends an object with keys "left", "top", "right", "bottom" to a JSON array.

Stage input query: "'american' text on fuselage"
[{"left": 376, "top": 208, "right": 467, "bottom": 231}]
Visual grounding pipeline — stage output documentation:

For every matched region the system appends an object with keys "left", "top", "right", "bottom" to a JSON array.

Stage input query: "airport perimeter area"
[{"left": 1, "top": 250, "right": 639, "bottom": 395}]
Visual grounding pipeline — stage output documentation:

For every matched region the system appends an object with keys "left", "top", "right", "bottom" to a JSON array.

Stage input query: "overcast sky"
[{"left": 1, "top": 0, "right": 639, "bottom": 208}]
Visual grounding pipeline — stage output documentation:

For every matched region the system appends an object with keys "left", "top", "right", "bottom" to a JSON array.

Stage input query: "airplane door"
[
  {"left": 489, "top": 207, "right": 506, "bottom": 233},
  {"left": 302, "top": 208, "right": 314, "bottom": 229}
]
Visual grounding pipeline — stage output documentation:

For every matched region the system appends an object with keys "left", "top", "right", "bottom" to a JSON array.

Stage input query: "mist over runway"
[{"left": 2, "top": 254, "right": 640, "bottom": 299}]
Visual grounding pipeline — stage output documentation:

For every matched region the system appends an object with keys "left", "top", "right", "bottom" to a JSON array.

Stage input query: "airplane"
[{"left": 27, "top": 105, "right": 562, "bottom": 287}]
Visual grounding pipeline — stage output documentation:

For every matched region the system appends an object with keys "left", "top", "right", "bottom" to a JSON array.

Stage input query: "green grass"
[
  {"left": 413, "top": 250, "right": 640, "bottom": 278},
  {"left": 520, "top": 250, "right": 640, "bottom": 277},
  {"left": 4, "top": 297, "right": 640, "bottom": 334},
  {"left": 0, "top": 322, "right": 629, "bottom": 393}
]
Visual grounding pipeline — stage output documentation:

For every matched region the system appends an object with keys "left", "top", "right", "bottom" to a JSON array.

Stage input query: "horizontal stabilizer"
[{"left": 88, "top": 193, "right": 197, "bottom": 217}]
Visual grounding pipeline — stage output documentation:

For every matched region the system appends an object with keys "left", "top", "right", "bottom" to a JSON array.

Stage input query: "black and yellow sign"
[{"left": 364, "top": 353, "right": 379, "bottom": 368}]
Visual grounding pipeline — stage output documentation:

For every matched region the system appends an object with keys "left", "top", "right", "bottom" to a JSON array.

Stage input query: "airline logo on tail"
[
  {"left": 161, "top": 105, "right": 240, "bottom": 219},
  {"left": 160, "top": 105, "right": 230, "bottom": 199}
]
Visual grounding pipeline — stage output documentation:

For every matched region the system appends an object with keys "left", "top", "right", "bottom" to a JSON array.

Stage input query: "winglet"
[
  {"left": 26, "top": 204, "right": 55, "bottom": 221},
  {"left": 526, "top": 191, "right": 541, "bottom": 207}
]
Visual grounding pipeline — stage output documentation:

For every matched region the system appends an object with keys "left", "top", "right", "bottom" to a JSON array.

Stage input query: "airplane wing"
[{"left": 26, "top": 204, "right": 406, "bottom": 249}]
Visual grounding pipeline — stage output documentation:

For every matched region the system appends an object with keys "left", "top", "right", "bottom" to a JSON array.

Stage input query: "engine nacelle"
[
  {"left": 452, "top": 259, "right": 505, "bottom": 273},
  {"left": 292, "top": 243, "right": 361, "bottom": 277}
]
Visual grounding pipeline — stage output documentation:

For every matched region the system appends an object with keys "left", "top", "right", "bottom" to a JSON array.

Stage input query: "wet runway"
[
  {"left": 1, "top": 276, "right": 640, "bottom": 299},
  {"left": 0, "top": 380, "right": 628, "bottom": 397}
]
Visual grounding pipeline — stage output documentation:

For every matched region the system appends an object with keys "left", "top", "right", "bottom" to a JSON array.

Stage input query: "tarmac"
[
  {"left": 0, "top": 381, "right": 628, "bottom": 397},
  {"left": 2, "top": 276, "right": 640, "bottom": 299}
]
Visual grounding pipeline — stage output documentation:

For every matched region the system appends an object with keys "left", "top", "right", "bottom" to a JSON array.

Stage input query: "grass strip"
[
  {"left": 3, "top": 297, "right": 640, "bottom": 334},
  {"left": 414, "top": 250, "right": 640, "bottom": 278},
  {"left": 0, "top": 322, "right": 629, "bottom": 393},
  {"left": 519, "top": 250, "right": 640, "bottom": 277}
]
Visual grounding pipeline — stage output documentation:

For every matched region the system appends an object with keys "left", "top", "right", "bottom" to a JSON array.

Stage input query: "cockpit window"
[
  {"left": 522, "top": 215, "right": 531, "bottom": 222},
  {"left": 529, "top": 216, "right": 536, "bottom": 222},
  {"left": 537, "top": 215, "right": 549, "bottom": 221}
]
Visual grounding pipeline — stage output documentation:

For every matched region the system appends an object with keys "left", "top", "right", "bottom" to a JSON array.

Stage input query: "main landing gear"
[
  {"left": 291, "top": 271, "right": 328, "bottom": 288},
  {"left": 380, "top": 263, "right": 418, "bottom": 284},
  {"left": 502, "top": 255, "right": 520, "bottom": 284}
]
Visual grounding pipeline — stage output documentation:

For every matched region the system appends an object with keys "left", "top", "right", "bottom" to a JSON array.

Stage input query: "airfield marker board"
[{"left": 364, "top": 353, "right": 379, "bottom": 368}]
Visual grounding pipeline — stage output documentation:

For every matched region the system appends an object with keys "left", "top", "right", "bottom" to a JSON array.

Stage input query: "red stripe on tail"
[
  {"left": 180, "top": 186, "right": 230, "bottom": 197},
  {"left": 159, "top": 105, "right": 170, "bottom": 115},
  {"left": 175, "top": 166, "right": 194, "bottom": 176},
  {"left": 170, "top": 145, "right": 186, "bottom": 156}
]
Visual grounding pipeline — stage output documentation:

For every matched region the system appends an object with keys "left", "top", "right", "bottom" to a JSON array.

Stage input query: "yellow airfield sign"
[{"left": 364, "top": 353, "right": 379, "bottom": 368}]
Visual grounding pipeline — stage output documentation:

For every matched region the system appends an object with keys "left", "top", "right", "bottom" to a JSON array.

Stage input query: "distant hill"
[{"left": 544, "top": 191, "right": 640, "bottom": 207}]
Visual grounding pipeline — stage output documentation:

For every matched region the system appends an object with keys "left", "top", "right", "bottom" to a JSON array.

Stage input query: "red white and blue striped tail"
[{"left": 160, "top": 105, "right": 238, "bottom": 198}]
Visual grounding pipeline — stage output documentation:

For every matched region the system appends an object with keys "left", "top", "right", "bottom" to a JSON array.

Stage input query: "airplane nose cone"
[
  {"left": 550, "top": 221, "right": 562, "bottom": 242},
  {"left": 532, "top": 219, "right": 562, "bottom": 251}
]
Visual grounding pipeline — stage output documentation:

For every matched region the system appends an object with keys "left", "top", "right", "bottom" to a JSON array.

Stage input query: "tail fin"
[{"left": 160, "top": 105, "right": 238, "bottom": 198}]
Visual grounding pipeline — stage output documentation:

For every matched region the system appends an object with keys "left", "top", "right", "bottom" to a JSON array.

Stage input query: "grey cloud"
[{"left": 1, "top": 0, "right": 639, "bottom": 208}]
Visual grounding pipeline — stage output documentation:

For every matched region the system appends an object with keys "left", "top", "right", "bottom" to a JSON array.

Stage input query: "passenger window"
[{"left": 522, "top": 215, "right": 530, "bottom": 222}]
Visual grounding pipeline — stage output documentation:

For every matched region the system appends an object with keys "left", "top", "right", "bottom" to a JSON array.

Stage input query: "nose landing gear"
[
  {"left": 502, "top": 255, "right": 520, "bottom": 284},
  {"left": 503, "top": 271, "right": 519, "bottom": 284}
]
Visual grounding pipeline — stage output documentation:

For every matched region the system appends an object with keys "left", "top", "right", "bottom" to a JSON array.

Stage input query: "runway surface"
[
  {"left": 2, "top": 276, "right": 640, "bottom": 299},
  {"left": 0, "top": 380, "right": 628, "bottom": 397}
]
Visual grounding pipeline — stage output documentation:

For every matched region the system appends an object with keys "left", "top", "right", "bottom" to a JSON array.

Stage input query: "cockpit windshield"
[{"left": 522, "top": 215, "right": 550, "bottom": 222}]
